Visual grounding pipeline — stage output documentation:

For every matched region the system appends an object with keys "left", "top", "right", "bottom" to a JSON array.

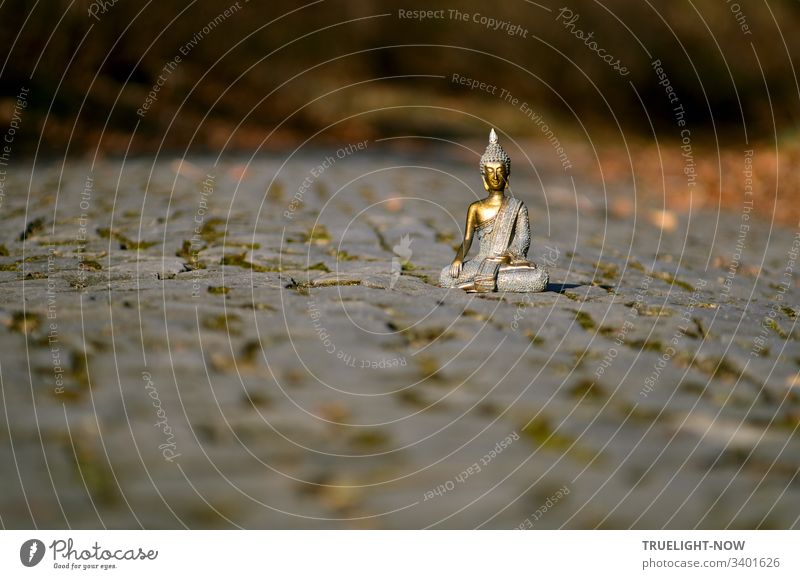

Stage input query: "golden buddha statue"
[{"left": 439, "top": 129, "right": 549, "bottom": 293}]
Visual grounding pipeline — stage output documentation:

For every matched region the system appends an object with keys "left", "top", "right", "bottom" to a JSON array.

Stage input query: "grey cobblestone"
[{"left": 0, "top": 155, "right": 798, "bottom": 529}]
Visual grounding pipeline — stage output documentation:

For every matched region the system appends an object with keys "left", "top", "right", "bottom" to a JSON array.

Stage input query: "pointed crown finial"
[{"left": 480, "top": 128, "right": 510, "bottom": 175}]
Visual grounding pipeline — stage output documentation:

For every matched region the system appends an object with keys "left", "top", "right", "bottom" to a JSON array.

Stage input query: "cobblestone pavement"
[{"left": 1, "top": 150, "right": 798, "bottom": 529}]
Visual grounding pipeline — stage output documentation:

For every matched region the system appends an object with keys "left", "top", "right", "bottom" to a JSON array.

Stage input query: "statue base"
[{"left": 439, "top": 262, "right": 549, "bottom": 293}]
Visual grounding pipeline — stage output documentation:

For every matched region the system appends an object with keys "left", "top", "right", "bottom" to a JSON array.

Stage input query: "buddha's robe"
[{"left": 439, "top": 196, "right": 549, "bottom": 292}]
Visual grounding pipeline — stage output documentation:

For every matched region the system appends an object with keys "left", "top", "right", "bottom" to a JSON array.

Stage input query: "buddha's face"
[{"left": 482, "top": 161, "right": 508, "bottom": 192}]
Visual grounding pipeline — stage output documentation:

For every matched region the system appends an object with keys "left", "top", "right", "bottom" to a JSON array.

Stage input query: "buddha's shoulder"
[{"left": 511, "top": 197, "right": 529, "bottom": 210}]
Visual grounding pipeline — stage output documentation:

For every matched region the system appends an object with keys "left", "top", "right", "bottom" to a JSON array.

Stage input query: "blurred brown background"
[{"left": 0, "top": 0, "right": 798, "bottom": 221}]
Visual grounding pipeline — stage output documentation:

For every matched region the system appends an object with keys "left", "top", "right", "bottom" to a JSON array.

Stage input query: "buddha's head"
[{"left": 480, "top": 128, "right": 510, "bottom": 192}]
